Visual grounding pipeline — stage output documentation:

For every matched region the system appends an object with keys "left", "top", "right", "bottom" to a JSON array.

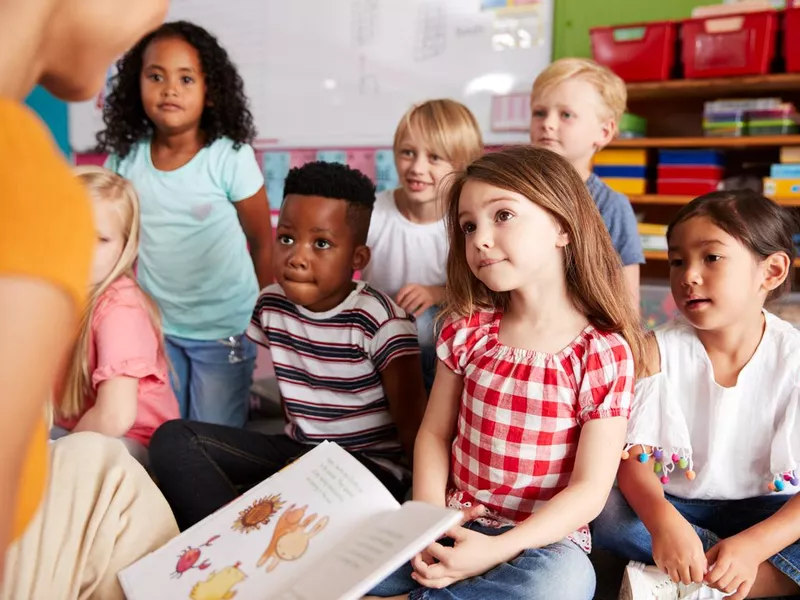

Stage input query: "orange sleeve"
[{"left": 0, "top": 99, "right": 94, "bottom": 539}]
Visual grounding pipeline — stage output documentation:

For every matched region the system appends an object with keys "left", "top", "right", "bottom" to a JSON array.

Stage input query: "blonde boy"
[
  {"left": 361, "top": 99, "right": 484, "bottom": 392},
  {"left": 530, "top": 58, "right": 644, "bottom": 306}
]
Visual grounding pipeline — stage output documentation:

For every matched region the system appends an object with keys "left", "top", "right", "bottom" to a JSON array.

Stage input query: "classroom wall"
[
  {"left": 552, "top": 0, "right": 711, "bottom": 59},
  {"left": 25, "top": 86, "right": 70, "bottom": 158}
]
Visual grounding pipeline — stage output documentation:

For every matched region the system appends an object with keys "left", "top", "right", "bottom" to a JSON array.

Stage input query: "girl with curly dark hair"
[{"left": 99, "top": 21, "right": 273, "bottom": 428}]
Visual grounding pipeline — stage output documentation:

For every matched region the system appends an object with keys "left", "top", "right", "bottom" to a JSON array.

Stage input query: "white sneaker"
[{"left": 618, "top": 561, "right": 727, "bottom": 599}]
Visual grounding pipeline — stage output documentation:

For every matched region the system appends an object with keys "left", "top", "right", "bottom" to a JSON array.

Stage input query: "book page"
[
  {"left": 119, "top": 442, "right": 399, "bottom": 600},
  {"left": 274, "top": 501, "right": 462, "bottom": 600}
]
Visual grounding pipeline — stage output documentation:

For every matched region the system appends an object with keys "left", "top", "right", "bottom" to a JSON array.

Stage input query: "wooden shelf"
[
  {"left": 630, "top": 194, "right": 800, "bottom": 207},
  {"left": 645, "top": 250, "right": 800, "bottom": 267},
  {"left": 627, "top": 74, "right": 800, "bottom": 102},
  {"left": 644, "top": 250, "right": 668, "bottom": 261},
  {"left": 609, "top": 135, "right": 800, "bottom": 149}
]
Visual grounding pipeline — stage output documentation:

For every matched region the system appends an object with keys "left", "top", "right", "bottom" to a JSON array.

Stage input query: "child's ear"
[
  {"left": 556, "top": 230, "right": 570, "bottom": 248},
  {"left": 596, "top": 118, "right": 616, "bottom": 149},
  {"left": 763, "top": 252, "right": 791, "bottom": 292},
  {"left": 352, "top": 245, "right": 371, "bottom": 272}
]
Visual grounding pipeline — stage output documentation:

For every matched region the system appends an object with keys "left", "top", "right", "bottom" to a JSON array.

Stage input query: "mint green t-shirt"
[{"left": 106, "top": 137, "right": 264, "bottom": 340}]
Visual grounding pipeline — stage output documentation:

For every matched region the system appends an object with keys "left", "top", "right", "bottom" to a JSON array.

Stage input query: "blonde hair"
[
  {"left": 531, "top": 58, "right": 627, "bottom": 125},
  {"left": 393, "top": 99, "right": 484, "bottom": 170},
  {"left": 443, "top": 146, "right": 646, "bottom": 376},
  {"left": 57, "top": 166, "right": 166, "bottom": 420}
]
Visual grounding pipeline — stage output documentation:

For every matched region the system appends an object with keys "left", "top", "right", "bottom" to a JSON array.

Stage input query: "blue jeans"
[
  {"left": 369, "top": 523, "right": 595, "bottom": 600},
  {"left": 593, "top": 487, "right": 800, "bottom": 586},
  {"left": 416, "top": 306, "right": 440, "bottom": 395},
  {"left": 166, "top": 333, "right": 256, "bottom": 427}
]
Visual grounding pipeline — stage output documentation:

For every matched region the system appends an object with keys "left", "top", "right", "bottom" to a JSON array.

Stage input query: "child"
[
  {"left": 98, "top": 21, "right": 273, "bottom": 427},
  {"left": 530, "top": 58, "right": 644, "bottom": 307},
  {"left": 593, "top": 190, "right": 800, "bottom": 600},
  {"left": 149, "top": 161, "right": 428, "bottom": 530},
  {"left": 366, "top": 146, "right": 646, "bottom": 600},
  {"left": 52, "top": 167, "right": 179, "bottom": 465},
  {"left": 361, "top": 99, "right": 484, "bottom": 393},
  {"left": 0, "top": 0, "right": 179, "bottom": 596}
]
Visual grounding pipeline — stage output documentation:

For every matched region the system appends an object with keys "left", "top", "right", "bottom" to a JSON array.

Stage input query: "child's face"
[
  {"left": 38, "top": 0, "right": 168, "bottom": 102},
  {"left": 529, "top": 79, "right": 614, "bottom": 174},
  {"left": 140, "top": 36, "right": 207, "bottom": 137},
  {"left": 457, "top": 180, "right": 568, "bottom": 294},
  {"left": 89, "top": 199, "right": 126, "bottom": 286},
  {"left": 273, "top": 195, "right": 370, "bottom": 313},
  {"left": 394, "top": 128, "right": 456, "bottom": 208},
  {"left": 668, "top": 216, "right": 769, "bottom": 331}
]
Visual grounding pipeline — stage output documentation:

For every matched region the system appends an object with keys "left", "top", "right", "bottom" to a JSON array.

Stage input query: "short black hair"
[
  {"left": 97, "top": 21, "right": 256, "bottom": 158},
  {"left": 283, "top": 161, "right": 376, "bottom": 244},
  {"left": 668, "top": 189, "right": 797, "bottom": 301}
]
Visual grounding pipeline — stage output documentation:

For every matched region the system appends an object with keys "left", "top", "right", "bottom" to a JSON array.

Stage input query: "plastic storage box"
[
  {"left": 590, "top": 21, "right": 678, "bottom": 82},
  {"left": 681, "top": 10, "right": 778, "bottom": 78}
]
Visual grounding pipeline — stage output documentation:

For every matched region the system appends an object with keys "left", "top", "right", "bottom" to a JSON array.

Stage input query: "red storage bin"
[
  {"left": 657, "top": 180, "right": 721, "bottom": 195},
  {"left": 590, "top": 21, "right": 678, "bottom": 82},
  {"left": 682, "top": 11, "right": 778, "bottom": 78},
  {"left": 657, "top": 165, "right": 724, "bottom": 180},
  {"left": 786, "top": 8, "right": 800, "bottom": 73}
]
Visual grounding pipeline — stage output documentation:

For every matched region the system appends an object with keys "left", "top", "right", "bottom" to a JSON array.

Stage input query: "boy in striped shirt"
[{"left": 149, "top": 161, "right": 427, "bottom": 530}]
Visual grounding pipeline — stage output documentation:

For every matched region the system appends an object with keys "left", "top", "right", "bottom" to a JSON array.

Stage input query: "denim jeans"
[
  {"left": 148, "top": 419, "right": 410, "bottom": 530},
  {"left": 166, "top": 332, "right": 256, "bottom": 427},
  {"left": 593, "top": 487, "right": 800, "bottom": 586},
  {"left": 369, "top": 524, "right": 595, "bottom": 600},
  {"left": 416, "top": 305, "right": 440, "bottom": 395}
]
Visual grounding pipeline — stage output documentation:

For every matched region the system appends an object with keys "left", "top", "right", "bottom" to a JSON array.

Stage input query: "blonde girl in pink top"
[{"left": 53, "top": 166, "right": 178, "bottom": 464}]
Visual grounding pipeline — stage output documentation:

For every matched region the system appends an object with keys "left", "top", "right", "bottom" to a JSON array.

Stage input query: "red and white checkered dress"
[{"left": 437, "top": 310, "right": 634, "bottom": 552}]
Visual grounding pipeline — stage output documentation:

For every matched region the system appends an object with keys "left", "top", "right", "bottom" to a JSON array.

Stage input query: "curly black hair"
[
  {"left": 96, "top": 21, "right": 256, "bottom": 158},
  {"left": 283, "top": 161, "right": 376, "bottom": 244}
]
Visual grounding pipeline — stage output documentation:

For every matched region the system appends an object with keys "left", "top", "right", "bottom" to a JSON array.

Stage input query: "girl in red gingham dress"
[{"left": 366, "top": 146, "right": 647, "bottom": 600}]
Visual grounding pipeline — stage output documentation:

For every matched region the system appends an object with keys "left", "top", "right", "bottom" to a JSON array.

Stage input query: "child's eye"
[
  {"left": 495, "top": 210, "right": 514, "bottom": 223},
  {"left": 147, "top": 73, "right": 163, "bottom": 82},
  {"left": 314, "top": 239, "right": 332, "bottom": 250},
  {"left": 532, "top": 109, "right": 546, "bottom": 118},
  {"left": 399, "top": 149, "right": 414, "bottom": 158},
  {"left": 429, "top": 154, "right": 441, "bottom": 163},
  {"left": 182, "top": 76, "right": 194, "bottom": 84},
  {"left": 460, "top": 222, "right": 476, "bottom": 235},
  {"left": 561, "top": 111, "right": 573, "bottom": 119},
  {"left": 705, "top": 254, "right": 722, "bottom": 263},
  {"left": 278, "top": 235, "right": 293, "bottom": 245},
  {"left": 668, "top": 258, "right": 683, "bottom": 267},
  {"left": 97, "top": 236, "right": 110, "bottom": 243}
]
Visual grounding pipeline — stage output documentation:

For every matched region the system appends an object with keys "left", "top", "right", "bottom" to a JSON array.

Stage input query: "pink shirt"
[{"left": 56, "top": 276, "right": 179, "bottom": 446}]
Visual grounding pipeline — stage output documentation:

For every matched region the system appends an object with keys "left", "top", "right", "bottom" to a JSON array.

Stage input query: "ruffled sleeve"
[
  {"left": 623, "top": 373, "right": 696, "bottom": 484},
  {"left": 768, "top": 384, "right": 800, "bottom": 491},
  {"left": 92, "top": 297, "right": 167, "bottom": 390},
  {"left": 436, "top": 311, "right": 496, "bottom": 375}
]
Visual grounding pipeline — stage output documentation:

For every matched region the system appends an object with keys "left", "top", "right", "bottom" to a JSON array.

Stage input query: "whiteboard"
[{"left": 68, "top": 0, "right": 552, "bottom": 152}]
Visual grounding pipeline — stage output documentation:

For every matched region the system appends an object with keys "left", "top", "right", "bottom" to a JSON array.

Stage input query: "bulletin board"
[{"left": 67, "top": 0, "right": 553, "bottom": 152}]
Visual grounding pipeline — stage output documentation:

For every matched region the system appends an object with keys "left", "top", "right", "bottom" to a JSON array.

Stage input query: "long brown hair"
[
  {"left": 57, "top": 166, "right": 166, "bottom": 420},
  {"left": 442, "top": 145, "right": 646, "bottom": 375}
]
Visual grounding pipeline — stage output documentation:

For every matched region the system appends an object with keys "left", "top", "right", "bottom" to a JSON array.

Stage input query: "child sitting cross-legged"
[{"left": 149, "top": 161, "right": 428, "bottom": 530}]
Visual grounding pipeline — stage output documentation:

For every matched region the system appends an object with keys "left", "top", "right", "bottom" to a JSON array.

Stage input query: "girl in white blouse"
[{"left": 593, "top": 190, "right": 800, "bottom": 600}]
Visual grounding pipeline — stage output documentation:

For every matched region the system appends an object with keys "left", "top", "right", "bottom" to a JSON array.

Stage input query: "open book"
[{"left": 119, "top": 441, "right": 461, "bottom": 600}]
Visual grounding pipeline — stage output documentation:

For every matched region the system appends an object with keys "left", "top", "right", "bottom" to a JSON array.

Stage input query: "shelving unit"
[{"left": 615, "top": 73, "right": 800, "bottom": 286}]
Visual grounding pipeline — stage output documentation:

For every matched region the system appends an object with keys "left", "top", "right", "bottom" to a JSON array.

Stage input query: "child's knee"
[
  {"left": 517, "top": 542, "right": 595, "bottom": 600},
  {"left": 148, "top": 419, "right": 194, "bottom": 469}
]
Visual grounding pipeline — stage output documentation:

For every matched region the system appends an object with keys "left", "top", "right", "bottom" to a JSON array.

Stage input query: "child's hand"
[
  {"left": 704, "top": 535, "right": 761, "bottom": 599},
  {"left": 410, "top": 526, "right": 509, "bottom": 589},
  {"left": 396, "top": 284, "right": 437, "bottom": 317},
  {"left": 651, "top": 512, "right": 707, "bottom": 585}
]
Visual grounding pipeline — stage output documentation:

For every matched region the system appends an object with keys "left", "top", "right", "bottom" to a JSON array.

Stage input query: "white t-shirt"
[
  {"left": 626, "top": 312, "right": 800, "bottom": 500},
  {"left": 361, "top": 189, "right": 448, "bottom": 299}
]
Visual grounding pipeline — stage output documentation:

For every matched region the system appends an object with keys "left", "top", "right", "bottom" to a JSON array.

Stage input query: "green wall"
[{"left": 553, "top": 0, "right": 714, "bottom": 59}]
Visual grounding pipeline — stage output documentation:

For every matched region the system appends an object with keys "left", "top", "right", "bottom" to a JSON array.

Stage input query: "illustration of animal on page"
[
  {"left": 188, "top": 562, "right": 246, "bottom": 600},
  {"left": 172, "top": 535, "right": 220, "bottom": 578},
  {"left": 257, "top": 504, "right": 329, "bottom": 572}
]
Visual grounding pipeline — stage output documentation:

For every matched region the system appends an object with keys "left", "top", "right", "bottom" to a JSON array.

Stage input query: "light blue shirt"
[{"left": 106, "top": 137, "right": 264, "bottom": 340}]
